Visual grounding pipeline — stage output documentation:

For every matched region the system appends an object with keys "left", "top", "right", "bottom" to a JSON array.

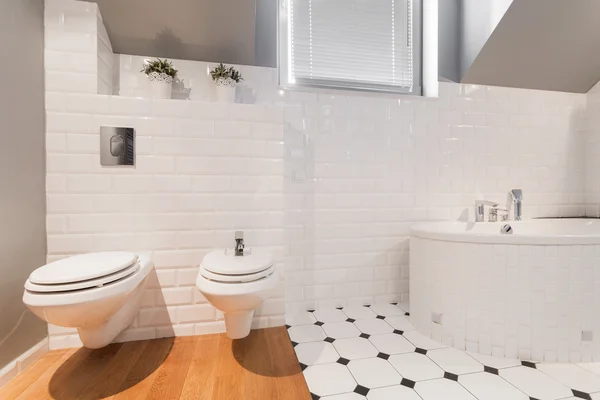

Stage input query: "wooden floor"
[{"left": 0, "top": 327, "right": 311, "bottom": 400}]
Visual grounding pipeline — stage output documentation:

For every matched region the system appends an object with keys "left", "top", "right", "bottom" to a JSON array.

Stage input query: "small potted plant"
[
  {"left": 141, "top": 58, "right": 178, "bottom": 99},
  {"left": 210, "top": 63, "right": 243, "bottom": 103}
]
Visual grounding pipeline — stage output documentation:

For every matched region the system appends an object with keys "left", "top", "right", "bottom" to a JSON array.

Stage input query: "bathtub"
[{"left": 409, "top": 219, "right": 600, "bottom": 363}]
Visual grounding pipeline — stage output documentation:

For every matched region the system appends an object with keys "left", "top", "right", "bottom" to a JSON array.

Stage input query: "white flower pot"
[
  {"left": 147, "top": 72, "right": 173, "bottom": 99},
  {"left": 214, "top": 78, "right": 237, "bottom": 103}
]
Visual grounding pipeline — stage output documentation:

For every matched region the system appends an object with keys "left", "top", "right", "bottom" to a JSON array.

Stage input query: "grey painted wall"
[
  {"left": 255, "top": 0, "right": 278, "bottom": 69},
  {"left": 464, "top": 0, "right": 600, "bottom": 93},
  {"left": 0, "top": 0, "right": 47, "bottom": 369},
  {"left": 87, "top": 0, "right": 278, "bottom": 68},
  {"left": 438, "top": 0, "right": 461, "bottom": 82},
  {"left": 459, "top": 0, "right": 513, "bottom": 79}
]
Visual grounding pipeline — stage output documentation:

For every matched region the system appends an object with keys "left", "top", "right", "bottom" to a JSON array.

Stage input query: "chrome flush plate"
[{"left": 100, "top": 126, "right": 135, "bottom": 166}]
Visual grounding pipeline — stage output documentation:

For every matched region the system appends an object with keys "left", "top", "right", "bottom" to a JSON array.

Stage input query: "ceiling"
[
  {"left": 84, "top": 0, "right": 276, "bottom": 67},
  {"left": 85, "top": 0, "right": 600, "bottom": 93}
]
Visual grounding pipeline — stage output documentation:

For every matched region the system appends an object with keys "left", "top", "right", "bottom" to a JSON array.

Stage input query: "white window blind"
[{"left": 283, "top": 0, "right": 420, "bottom": 94}]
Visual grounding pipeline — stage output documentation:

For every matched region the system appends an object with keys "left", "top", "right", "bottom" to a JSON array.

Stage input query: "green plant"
[
  {"left": 210, "top": 63, "right": 243, "bottom": 83},
  {"left": 141, "top": 58, "right": 178, "bottom": 78}
]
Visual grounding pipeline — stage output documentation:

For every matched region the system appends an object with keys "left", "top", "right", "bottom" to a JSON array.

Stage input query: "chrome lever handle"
[{"left": 475, "top": 200, "right": 500, "bottom": 222}]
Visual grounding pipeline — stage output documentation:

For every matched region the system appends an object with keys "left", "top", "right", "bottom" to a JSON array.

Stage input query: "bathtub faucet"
[
  {"left": 508, "top": 189, "right": 523, "bottom": 221},
  {"left": 475, "top": 200, "right": 499, "bottom": 222}
]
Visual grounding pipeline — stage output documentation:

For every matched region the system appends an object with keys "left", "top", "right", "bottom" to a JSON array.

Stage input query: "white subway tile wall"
[
  {"left": 96, "top": 12, "right": 114, "bottom": 95},
  {"left": 586, "top": 81, "right": 600, "bottom": 215},
  {"left": 45, "top": 0, "right": 591, "bottom": 347},
  {"left": 45, "top": 93, "right": 287, "bottom": 348},
  {"left": 45, "top": 0, "right": 108, "bottom": 94},
  {"left": 44, "top": 1, "right": 286, "bottom": 349},
  {"left": 284, "top": 84, "right": 587, "bottom": 313}
]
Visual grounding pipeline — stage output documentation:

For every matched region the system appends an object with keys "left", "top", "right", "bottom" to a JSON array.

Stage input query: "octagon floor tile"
[
  {"left": 500, "top": 366, "right": 572, "bottom": 400},
  {"left": 366, "top": 385, "right": 421, "bottom": 400},
  {"left": 369, "top": 333, "right": 415, "bottom": 355},
  {"left": 427, "top": 347, "right": 484, "bottom": 375},
  {"left": 415, "top": 378, "right": 476, "bottom": 400},
  {"left": 354, "top": 319, "right": 394, "bottom": 336},
  {"left": 289, "top": 325, "right": 327, "bottom": 343},
  {"left": 342, "top": 306, "right": 377, "bottom": 320},
  {"left": 384, "top": 316, "right": 416, "bottom": 332},
  {"left": 323, "top": 322, "right": 362, "bottom": 339},
  {"left": 369, "top": 304, "right": 405, "bottom": 317},
  {"left": 296, "top": 341, "right": 341, "bottom": 366},
  {"left": 286, "top": 311, "right": 317, "bottom": 326},
  {"left": 459, "top": 372, "right": 529, "bottom": 400},
  {"left": 334, "top": 337, "right": 379, "bottom": 360},
  {"left": 304, "top": 363, "right": 357, "bottom": 397},
  {"left": 402, "top": 331, "right": 446, "bottom": 350},
  {"left": 348, "top": 358, "right": 402, "bottom": 389},
  {"left": 389, "top": 352, "right": 444, "bottom": 382},
  {"left": 314, "top": 309, "right": 349, "bottom": 323},
  {"left": 536, "top": 363, "right": 600, "bottom": 394}
]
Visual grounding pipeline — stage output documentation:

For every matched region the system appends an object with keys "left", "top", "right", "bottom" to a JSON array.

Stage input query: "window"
[{"left": 279, "top": 0, "right": 422, "bottom": 95}]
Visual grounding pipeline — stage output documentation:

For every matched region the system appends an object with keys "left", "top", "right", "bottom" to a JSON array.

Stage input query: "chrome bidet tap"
[{"left": 234, "top": 231, "right": 245, "bottom": 256}]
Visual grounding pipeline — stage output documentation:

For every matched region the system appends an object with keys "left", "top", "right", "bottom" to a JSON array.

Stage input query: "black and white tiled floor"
[{"left": 286, "top": 303, "right": 600, "bottom": 400}]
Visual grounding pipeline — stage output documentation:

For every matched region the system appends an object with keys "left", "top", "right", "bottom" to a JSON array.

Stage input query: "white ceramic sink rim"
[{"left": 411, "top": 218, "right": 600, "bottom": 245}]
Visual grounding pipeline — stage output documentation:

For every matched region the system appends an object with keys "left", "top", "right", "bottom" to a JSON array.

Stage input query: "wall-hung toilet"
[
  {"left": 23, "top": 251, "right": 153, "bottom": 349},
  {"left": 196, "top": 236, "right": 278, "bottom": 339}
]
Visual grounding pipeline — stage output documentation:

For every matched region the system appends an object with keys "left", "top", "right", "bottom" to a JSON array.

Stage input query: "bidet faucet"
[
  {"left": 234, "top": 231, "right": 245, "bottom": 256},
  {"left": 508, "top": 189, "right": 523, "bottom": 221}
]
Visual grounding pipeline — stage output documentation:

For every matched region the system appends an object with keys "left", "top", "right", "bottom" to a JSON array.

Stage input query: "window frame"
[{"left": 278, "top": 0, "right": 423, "bottom": 96}]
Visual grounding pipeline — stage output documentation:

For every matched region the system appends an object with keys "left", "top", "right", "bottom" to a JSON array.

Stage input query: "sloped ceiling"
[
  {"left": 463, "top": 0, "right": 600, "bottom": 93},
  {"left": 86, "top": 0, "right": 600, "bottom": 93},
  {"left": 84, "top": 0, "right": 277, "bottom": 67}
]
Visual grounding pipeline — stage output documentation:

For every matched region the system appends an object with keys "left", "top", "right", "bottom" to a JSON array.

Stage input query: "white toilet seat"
[
  {"left": 200, "top": 265, "right": 275, "bottom": 283},
  {"left": 199, "top": 248, "right": 275, "bottom": 284},
  {"left": 196, "top": 267, "right": 279, "bottom": 296},
  {"left": 25, "top": 261, "right": 140, "bottom": 293},
  {"left": 29, "top": 252, "right": 139, "bottom": 285},
  {"left": 25, "top": 252, "right": 140, "bottom": 294},
  {"left": 23, "top": 252, "right": 153, "bottom": 309}
]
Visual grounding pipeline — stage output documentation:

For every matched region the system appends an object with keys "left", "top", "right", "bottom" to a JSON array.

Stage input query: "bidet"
[{"left": 196, "top": 234, "right": 279, "bottom": 339}]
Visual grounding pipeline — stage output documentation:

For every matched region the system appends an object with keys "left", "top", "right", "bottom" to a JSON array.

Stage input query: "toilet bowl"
[
  {"left": 23, "top": 251, "right": 153, "bottom": 349},
  {"left": 196, "top": 248, "right": 278, "bottom": 339}
]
